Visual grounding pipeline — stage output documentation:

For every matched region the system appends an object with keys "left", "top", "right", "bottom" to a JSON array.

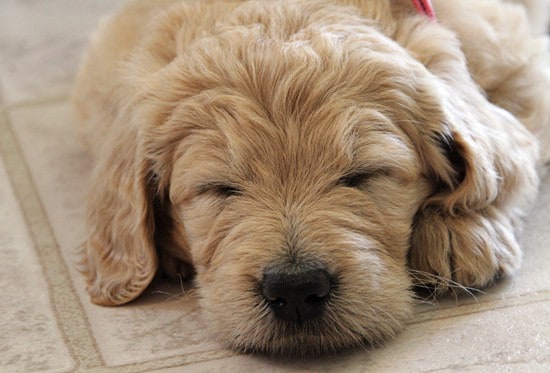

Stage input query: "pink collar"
[{"left": 411, "top": 0, "right": 436, "bottom": 21}]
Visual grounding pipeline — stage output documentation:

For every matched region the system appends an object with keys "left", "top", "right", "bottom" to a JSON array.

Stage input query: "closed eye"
[
  {"left": 338, "top": 168, "right": 391, "bottom": 189},
  {"left": 198, "top": 182, "right": 243, "bottom": 198}
]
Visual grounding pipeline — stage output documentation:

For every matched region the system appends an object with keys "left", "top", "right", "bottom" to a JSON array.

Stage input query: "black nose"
[{"left": 261, "top": 266, "right": 332, "bottom": 323}]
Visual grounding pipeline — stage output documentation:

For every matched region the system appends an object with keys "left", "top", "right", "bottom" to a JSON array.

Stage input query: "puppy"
[{"left": 73, "top": 0, "right": 550, "bottom": 356}]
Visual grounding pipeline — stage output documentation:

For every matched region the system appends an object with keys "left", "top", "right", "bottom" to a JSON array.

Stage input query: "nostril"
[
  {"left": 267, "top": 297, "right": 286, "bottom": 310},
  {"left": 309, "top": 276, "right": 331, "bottom": 299},
  {"left": 305, "top": 294, "right": 327, "bottom": 306},
  {"left": 262, "top": 284, "right": 283, "bottom": 303}
]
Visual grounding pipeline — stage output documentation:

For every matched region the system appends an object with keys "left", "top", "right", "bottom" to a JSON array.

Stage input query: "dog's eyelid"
[
  {"left": 198, "top": 182, "right": 243, "bottom": 197},
  {"left": 338, "top": 168, "right": 392, "bottom": 188}
]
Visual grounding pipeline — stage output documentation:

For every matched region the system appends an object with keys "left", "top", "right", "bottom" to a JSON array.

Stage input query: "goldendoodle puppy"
[{"left": 74, "top": 0, "right": 550, "bottom": 355}]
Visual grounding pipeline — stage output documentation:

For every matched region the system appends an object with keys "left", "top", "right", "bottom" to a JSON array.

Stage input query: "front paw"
[{"left": 408, "top": 207, "right": 522, "bottom": 293}]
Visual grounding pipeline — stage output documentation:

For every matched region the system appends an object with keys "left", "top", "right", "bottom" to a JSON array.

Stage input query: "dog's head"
[{"left": 82, "top": 3, "right": 537, "bottom": 355}]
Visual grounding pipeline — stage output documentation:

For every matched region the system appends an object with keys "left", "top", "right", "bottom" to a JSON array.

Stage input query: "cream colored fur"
[{"left": 73, "top": 0, "right": 550, "bottom": 356}]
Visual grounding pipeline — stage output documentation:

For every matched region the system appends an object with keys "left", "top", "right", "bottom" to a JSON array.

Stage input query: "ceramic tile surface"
[{"left": 1, "top": 0, "right": 549, "bottom": 371}]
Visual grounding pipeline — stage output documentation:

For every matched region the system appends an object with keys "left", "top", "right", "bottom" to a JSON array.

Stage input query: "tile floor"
[{"left": 1, "top": 1, "right": 549, "bottom": 372}]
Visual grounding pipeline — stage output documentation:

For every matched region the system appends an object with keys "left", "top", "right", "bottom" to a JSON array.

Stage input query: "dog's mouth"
[
  {"left": 201, "top": 252, "right": 414, "bottom": 356},
  {"left": 207, "top": 270, "right": 402, "bottom": 357},
  {"left": 233, "top": 299, "right": 378, "bottom": 357}
]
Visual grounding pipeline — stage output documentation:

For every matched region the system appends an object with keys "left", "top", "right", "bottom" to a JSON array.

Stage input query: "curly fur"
[{"left": 73, "top": 0, "right": 550, "bottom": 355}]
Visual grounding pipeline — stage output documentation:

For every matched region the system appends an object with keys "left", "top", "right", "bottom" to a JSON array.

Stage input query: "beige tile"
[
  {"left": 83, "top": 291, "right": 226, "bottom": 366},
  {"left": 370, "top": 299, "right": 550, "bottom": 372},
  {"left": 8, "top": 101, "right": 224, "bottom": 367},
  {"left": 0, "top": 0, "right": 126, "bottom": 105},
  {"left": 367, "top": 299, "right": 550, "bottom": 372},
  {"left": 0, "top": 150, "right": 74, "bottom": 371}
]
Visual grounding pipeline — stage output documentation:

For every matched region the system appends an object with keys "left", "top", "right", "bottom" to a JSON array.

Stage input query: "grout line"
[
  {"left": 410, "top": 290, "right": 550, "bottom": 325},
  {"left": 0, "top": 108, "right": 105, "bottom": 370}
]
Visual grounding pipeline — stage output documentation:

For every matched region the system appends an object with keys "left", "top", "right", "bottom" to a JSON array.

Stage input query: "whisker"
[
  {"left": 408, "top": 268, "right": 485, "bottom": 304},
  {"left": 150, "top": 274, "right": 198, "bottom": 303}
]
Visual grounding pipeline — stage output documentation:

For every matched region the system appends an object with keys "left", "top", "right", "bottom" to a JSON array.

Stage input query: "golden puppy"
[{"left": 74, "top": 0, "right": 550, "bottom": 355}]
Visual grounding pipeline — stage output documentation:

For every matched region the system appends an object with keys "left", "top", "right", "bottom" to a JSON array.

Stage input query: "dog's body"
[{"left": 74, "top": 0, "right": 550, "bottom": 355}]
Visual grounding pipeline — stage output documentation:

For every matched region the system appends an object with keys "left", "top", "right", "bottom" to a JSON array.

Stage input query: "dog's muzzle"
[{"left": 261, "top": 265, "right": 332, "bottom": 323}]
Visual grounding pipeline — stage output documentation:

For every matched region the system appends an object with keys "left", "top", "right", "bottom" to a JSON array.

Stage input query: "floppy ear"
[{"left": 82, "top": 122, "right": 159, "bottom": 306}]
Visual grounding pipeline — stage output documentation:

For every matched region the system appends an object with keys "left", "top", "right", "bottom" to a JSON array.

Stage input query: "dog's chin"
[{"left": 197, "top": 266, "right": 414, "bottom": 356}]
